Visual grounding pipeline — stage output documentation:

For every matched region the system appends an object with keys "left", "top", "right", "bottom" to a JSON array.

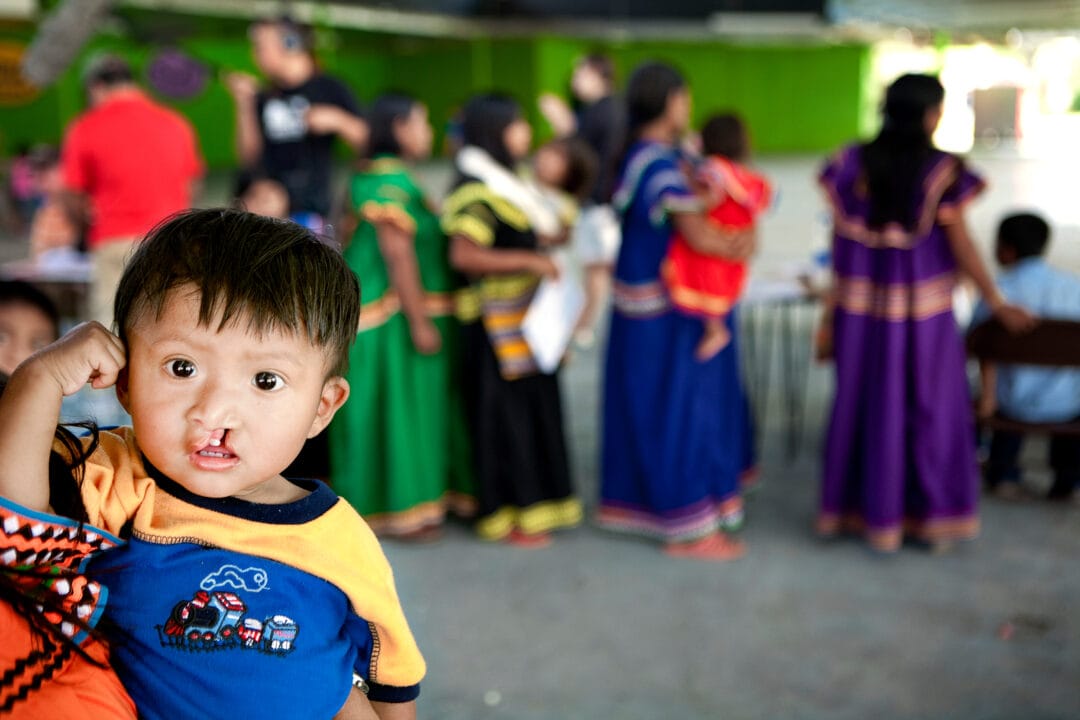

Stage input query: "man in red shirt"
[{"left": 61, "top": 55, "right": 203, "bottom": 326}]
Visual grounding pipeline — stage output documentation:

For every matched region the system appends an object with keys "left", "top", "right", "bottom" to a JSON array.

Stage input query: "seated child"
[
  {"left": 27, "top": 145, "right": 85, "bottom": 260},
  {"left": 0, "top": 279, "right": 60, "bottom": 376},
  {"left": 0, "top": 209, "right": 424, "bottom": 719},
  {"left": 663, "top": 113, "right": 771, "bottom": 360},
  {"left": 0, "top": 372, "right": 136, "bottom": 719},
  {"left": 972, "top": 212, "right": 1080, "bottom": 501}
]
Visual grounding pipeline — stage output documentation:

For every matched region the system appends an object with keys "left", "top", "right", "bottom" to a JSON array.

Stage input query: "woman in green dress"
[{"left": 330, "top": 94, "right": 474, "bottom": 539}]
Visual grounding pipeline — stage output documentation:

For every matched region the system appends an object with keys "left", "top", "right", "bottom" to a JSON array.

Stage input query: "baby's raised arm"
[{"left": 0, "top": 322, "right": 125, "bottom": 512}]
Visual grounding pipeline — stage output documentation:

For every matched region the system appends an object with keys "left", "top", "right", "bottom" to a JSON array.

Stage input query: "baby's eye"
[
  {"left": 167, "top": 359, "right": 196, "bottom": 378},
  {"left": 253, "top": 372, "right": 283, "bottom": 392}
]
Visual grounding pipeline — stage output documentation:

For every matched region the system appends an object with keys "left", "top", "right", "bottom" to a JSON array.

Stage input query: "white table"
[{"left": 1, "top": 252, "right": 92, "bottom": 327}]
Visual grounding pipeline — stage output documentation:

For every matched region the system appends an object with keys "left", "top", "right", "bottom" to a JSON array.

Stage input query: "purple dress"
[{"left": 817, "top": 145, "right": 984, "bottom": 552}]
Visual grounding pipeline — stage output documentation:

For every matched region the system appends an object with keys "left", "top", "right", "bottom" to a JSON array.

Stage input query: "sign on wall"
[{"left": 0, "top": 42, "right": 39, "bottom": 105}]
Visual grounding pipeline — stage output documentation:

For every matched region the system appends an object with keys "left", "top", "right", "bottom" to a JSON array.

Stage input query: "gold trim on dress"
[{"left": 833, "top": 272, "right": 956, "bottom": 322}]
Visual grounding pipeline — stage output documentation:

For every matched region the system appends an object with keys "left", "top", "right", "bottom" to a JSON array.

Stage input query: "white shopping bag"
[{"left": 521, "top": 250, "right": 585, "bottom": 374}]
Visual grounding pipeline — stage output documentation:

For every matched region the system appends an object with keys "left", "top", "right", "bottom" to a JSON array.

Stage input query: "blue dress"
[{"left": 597, "top": 141, "right": 756, "bottom": 541}]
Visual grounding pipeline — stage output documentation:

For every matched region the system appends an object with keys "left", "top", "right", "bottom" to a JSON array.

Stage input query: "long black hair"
[
  {"left": 861, "top": 74, "right": 945, "bottom": 230},
  {"left": 460, "top": 93, "right": 521, "bottom": 169},
  {"left": 624, "top": 61, "right": 686, "bottom": 142},
  {"left": 367, "top": 93, "right": 420, "bottom": 158},
  {"left": 0, "top": 372, "right": 109, "bottom": 713}
]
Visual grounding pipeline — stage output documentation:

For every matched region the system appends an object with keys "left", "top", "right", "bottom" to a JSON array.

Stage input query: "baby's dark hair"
[
  {"left": 0, "top": 280, "right": 60, "bottom": 340},
  {"left": 545, "top": 137, "right": 599, "bottom": 202},
  {"left": 997, "top": 212, "right": 1050, "bottom": 260},
  {"left": 701, "top": 113, "right": 749, "bottom": 162},
  {"left": 114, "top": 208, "right": 360, "bottom": 376}
]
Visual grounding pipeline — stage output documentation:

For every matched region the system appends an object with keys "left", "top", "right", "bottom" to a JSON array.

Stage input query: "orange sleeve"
[{"left": 80, "top": 428, "right": 156, "bottom": 536}]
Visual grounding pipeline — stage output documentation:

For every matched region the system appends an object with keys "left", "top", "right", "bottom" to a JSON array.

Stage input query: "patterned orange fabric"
[{"left": 1, "top": 498, "right": 133, "bottom": 717}]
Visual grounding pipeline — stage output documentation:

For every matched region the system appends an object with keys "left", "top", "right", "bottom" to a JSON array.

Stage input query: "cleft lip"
[{"left": 190, "top": 430, "right": 236, "bottom": 459}]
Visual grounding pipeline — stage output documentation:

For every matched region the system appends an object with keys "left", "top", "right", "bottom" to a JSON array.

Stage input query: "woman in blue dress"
[{"left": 596, "top": 62, "right": 756, "bottom": 560}]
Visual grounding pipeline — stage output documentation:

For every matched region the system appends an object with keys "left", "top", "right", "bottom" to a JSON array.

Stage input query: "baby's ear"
[
  {"left": 114, "top": 367, "right": 131, "bottom": 411},
  {"left": 308, "top": 376, "right": 349, "bottom": 438}
]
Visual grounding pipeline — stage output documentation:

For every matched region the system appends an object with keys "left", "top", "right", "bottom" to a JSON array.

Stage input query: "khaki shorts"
[{"left": 89, "top": 238, "right": 138, "bottom": 329}]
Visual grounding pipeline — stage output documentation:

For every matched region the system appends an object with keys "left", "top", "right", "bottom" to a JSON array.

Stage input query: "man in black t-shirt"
[{"left": 226, "top": 16, "right": 367, "bottom": 228}]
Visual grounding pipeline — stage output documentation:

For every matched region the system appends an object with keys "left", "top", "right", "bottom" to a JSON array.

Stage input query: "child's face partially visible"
[
  {"left": 502, "top": 117, "right": 533, "bottom": 162},
  {"left": 0, "top": 301, "right": 58, "bottom": 375},
  {"left": 241, "top": 180, "right": 290, "bottom": 220},
  {"left": 395, "top": 103, "right": 434, "bottom": 161},
  {"left": 994, "top": 239, "right": 1016, "bottom": 267},
  {"left": 534, "top": 145, "right": 568, "bottom": 190},
  {"left": 118, "top": 286, "right": 348, "bottom": 503}
]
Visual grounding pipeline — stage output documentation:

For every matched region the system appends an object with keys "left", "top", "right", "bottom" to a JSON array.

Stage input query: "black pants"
[{"left": 985, "top": 423, "right": 1080, "bottom": 497}]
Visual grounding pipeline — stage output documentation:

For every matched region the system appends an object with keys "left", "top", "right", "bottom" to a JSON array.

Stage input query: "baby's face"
[
  {"left": 119, "top": 286, "right": 347, "bottom": 502},
  {"left": 0, "top": 301, "right": 57, "bottom": 375}
]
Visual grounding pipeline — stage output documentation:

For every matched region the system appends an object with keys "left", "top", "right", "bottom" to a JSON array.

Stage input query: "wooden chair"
[{"left": 967, "top": 318, "right": 1080, "bottom": 437}]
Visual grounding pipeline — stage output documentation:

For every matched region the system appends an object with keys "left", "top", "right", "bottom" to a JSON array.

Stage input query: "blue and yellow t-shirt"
[{"left": 81, "top": 428, "right": 425, "bottom": 719}]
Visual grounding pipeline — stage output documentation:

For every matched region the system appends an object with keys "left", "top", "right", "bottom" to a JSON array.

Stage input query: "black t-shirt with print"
[
  {"left": 256, "top": 73, "right": 361, "bottom": 217},
  {"left": 576, "top": 94, "right": 625, "bottom": 205}
]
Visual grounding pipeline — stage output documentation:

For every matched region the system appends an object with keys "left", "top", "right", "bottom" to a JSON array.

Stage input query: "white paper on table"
[{"left": 522, "top": 250, "right": 585, "bottom": 374}]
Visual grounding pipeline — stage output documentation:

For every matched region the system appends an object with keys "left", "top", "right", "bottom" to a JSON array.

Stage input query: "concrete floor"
[
  {"left": 2, "top": 151, "right": 1078, "bottom": 719},
  {"left": 386, "top": 326, "right": 1080, "bottom": 720}
]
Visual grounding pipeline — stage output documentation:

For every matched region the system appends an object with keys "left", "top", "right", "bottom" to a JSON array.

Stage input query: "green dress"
[{"left": 329, "top": 157, "right": 474, "bottom": 534}]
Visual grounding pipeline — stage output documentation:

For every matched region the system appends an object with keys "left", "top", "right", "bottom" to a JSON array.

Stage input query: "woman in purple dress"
[{"left": 816, "top": 74, "right": 1032, "bottom": 552}]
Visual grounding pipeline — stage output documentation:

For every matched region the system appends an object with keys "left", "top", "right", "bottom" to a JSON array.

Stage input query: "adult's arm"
[
  {"left": 449, "top": 235, "right": 557, "bottom": 278},
  {"left": 671, "top": 211, "right": 756, "bottom": 260},
  {"left": 370, "top": 700, "right": 416, "bottom": 720},
  {"left": 375, "top": 221, "right": 441, "bottom": 354},
  {"left": 537, "top": 92, "right": 576, "bottom": 137},
  {"left": 943, "top": 218, "right": 1034, "bottom": 333},
  {"left": 225, "top": 72, "right": 264, "bottom": 167},
  {"left": 307, "top": 105, "right": 369, "bottom": 151},
  {"left": 977, "top": 361, "right": 998, "bottom": 419},
  {"left": 333, "top": 686, "right": 379, "bottom": 720}
]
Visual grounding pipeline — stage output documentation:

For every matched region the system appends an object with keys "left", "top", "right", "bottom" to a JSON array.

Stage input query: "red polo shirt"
[{"left": 62, "top": 90, "right": 203, "bottom": 248}]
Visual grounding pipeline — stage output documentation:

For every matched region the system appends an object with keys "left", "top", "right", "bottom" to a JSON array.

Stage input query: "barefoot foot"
[
  {"left": 505, "top": 528, "right": 553, "bottom": 548},
  {"left": 694, "top": 324, "right": 730, "bottom": 361},
  {"left": 664, "top": 532, "right": 745, "bottom": 561},
  {"left": 391, "top": 525, "right": 444, "bottom": 544}
]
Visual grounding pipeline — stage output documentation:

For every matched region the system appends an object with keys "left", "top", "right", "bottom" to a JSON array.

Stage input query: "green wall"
[
  {"left": 532, "top": 38, "right": 871, "bottom": 153},
  {"left": 0, "top": 14, "right": 870, "bottom": 168}
]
